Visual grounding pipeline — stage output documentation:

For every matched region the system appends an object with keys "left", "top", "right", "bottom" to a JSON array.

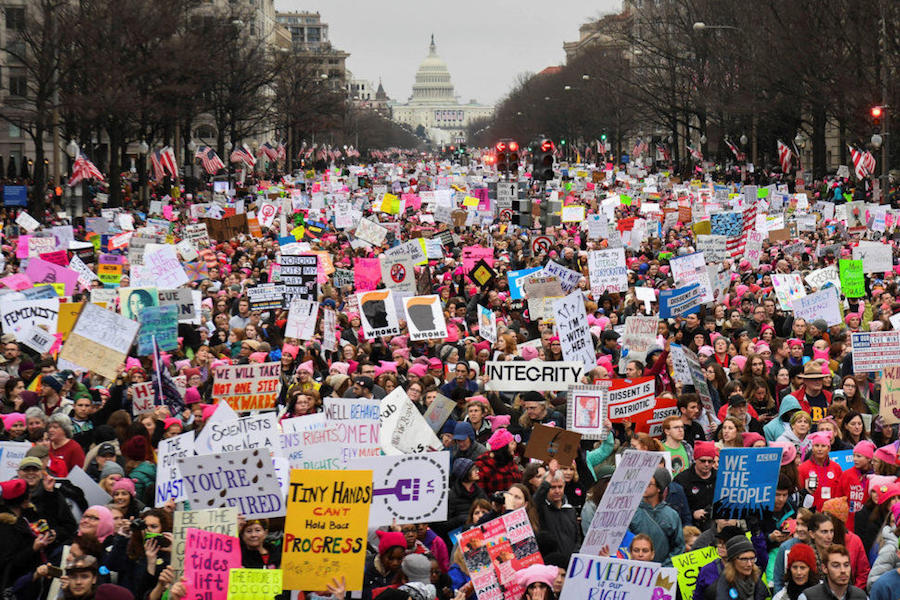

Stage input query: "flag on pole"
[
  {"left": 149, "top": 149, "right": 166, "bottom": 180},
  {"left": 230, "top": 144, "right": 256, "bottom": 168},
  {"left": 632, "top": 138, "right": 647, "bottom": 157},
  {"left": 777, "top": 140, "right": 793, "bottom": 173},
  {"left": 849, "top": 145, "right": 875, "bottom": 180},
  {"left": 657, "top": 144, "right": 671, "bottom": 163},
  {"left": 195, "top": 146, "right": 225, "bottom": 175},
  {"left": 687, "top": 144, "right": 703, "bottom": 161},
  {"left": 258, "top": 141, "right": 279, "bottom": 162},
  {"left": 725, "top": 138, "right": 745, "bottom": 162},
  {"left": 67, "top": 153, "right": 105, "bottom": 186},
  {"left": 276, "top": 141, "right": 286, "bottom": 162},
  {"left": 160, "top": 146, "right": 178, "bottom": 179},
  {"left": 152, "top": 336, "right": 184, "bottom": 416}
]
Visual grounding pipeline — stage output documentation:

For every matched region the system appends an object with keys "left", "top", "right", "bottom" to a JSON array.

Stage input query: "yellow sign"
[
  {"left": 691, "top": 221, "right": 712, "bottom": 236},
  {"left": 97, "top": 263, "right": 123, "bottom": 286},
  {"left": 381, "top": 193, "right": 400, "bottom": 214},
  {"left": 462, "top": 195, "right": 479, "bottom": 207},
  {"left": 282, "top": 469, "right": 372, "bottom": 591},
  {"left": 290, "top": 225, "right": 305, "bottom": 240},
  {"left": 671, "top": 545, "right": 720, "bottom": 599},
  {"left": 57, "top": 302, "right": 84, "bottom": 341},
  {"left": 227, "top": 569, "right": 282, "bottom": 600}
]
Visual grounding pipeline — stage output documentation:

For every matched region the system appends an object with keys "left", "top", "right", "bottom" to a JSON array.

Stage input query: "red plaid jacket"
[{"left": 475, "top": 450, "right": 522, "bottom": 495}]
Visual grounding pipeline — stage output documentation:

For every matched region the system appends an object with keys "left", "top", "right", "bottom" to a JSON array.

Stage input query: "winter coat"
[
  {"left": 714, "top": 572, "right": 768, "bottom": 600},
  {"left": 628, "top": 500, "right": 684, "bottom": 565},
  {"left": 127, "top": 461, "right": 157, "bottom": 506},
  {"left": 764, "top": 394, "right": 802, "bottom": 442},
  {"left": 693, "top": 559, "right": 722, "bottom": 600},
  {"left": 533, "top": 480, "right": 580, "bottom": 557},
  {"left": 867, "top": 525, "right": 898, "bottom": 590},
  {"left": 0, "top": 507, "right": 43, "bottom": 590}
]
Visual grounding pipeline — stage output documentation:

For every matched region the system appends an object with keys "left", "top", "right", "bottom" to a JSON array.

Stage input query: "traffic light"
[
  {"left": 495, "top": 141, "right": 508, "bottom": 173},
  {"left": 532, "top": 138, "right": 554, "bottom": 181},
  {"left": 508, "top": 141, "right": 519, "bottom": 176},
  {"left": 872, "top": 106, "right": 883, "bottom": 124},
  {"left": 495, "top": 139, "right": 518, "bottom": 178},
  {"left": 600, "top": 133, "right": 607, "bottom": 142}
]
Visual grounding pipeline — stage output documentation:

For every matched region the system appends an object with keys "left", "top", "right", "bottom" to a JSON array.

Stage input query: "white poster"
[
  {"left": 155, "top": 431, "right": 195, "bottom": 507},
  {"left": 354, "top": 218, "right": 388, "bottom": 246},
  {"left": 670, "top": 252, "right": 714, "bottom": 304},
  {"left": 380, "top": 249, "right": 416, "bottom": 295},
  {"left": 805, "top": 266, "right": 841, "bottom": 291},
  {"left": 588, "top": 248, "right": 627, "bottom": 296},
  {"left": 0, "top": 297, "right": 59, "bottom": 341},
  {"left": 772, "top": 273, "right": 806, "bottom": 311},
  {"left": 477, "top": 304, "right": 497, "bottom": 344},
  {"left": 542, "top": 261, "right": 582, "bottom": 293},
  {"left": 142, "top": 244, "right": 189, "bottom": 289},
  {"left": 19, "top": 324, "right": 55, "bottom": 354},
  {"left": 484, "top": 360, "right": 584, "bottom": 391},
  {"left": 285, "top": 297, "right": 318, "bottom": 340},
  {"left": 553, "top": 291, "right": 596, "bottom": 370},
  {"left": 356, "top": 289, "right": 401, "bottom": 337},
  {"left": 854, "top": 241, "right": 893, "bottom": 274},
  {"left": 566, "top": 385, "right": 607, "bottom": 439},
  {"left": 403, "top": 295, "right": 447, "bottom": 341},
  {"left": 792, "top": 286, "right": 842, "bottom": 327},
  {"left": 379, "top": 387, "right": 442, "bottom": 455},
  {"left": 350, "top": 452, "right": 450, "bottom": 526}
]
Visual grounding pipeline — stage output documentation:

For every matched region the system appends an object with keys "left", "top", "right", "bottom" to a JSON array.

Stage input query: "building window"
[
  {"left": 307, "top": 27, "right": 320, "bottom": 42},
  {"left": 8, "top": 122, "right": 20, "bottom": 138},
  {"left": 5, "top": 7, "right": 25, "bottom": 32},
  {"left": 8, "top": 68, "right": 27, "bottom": 97}
]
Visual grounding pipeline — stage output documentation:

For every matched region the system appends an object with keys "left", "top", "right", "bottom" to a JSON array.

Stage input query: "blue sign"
[
  {"left": 829, "top": 449, "right": 854, "bottom": 472},
  {"left": 713, "top": 447, "right": 784, "bottom": 519},
  {"left": 506, "top": 267, "right": 541, "bottom": 300},
  {"left": 3, "top": 186, "right": 27, "bottom": 207},
  {"left": 659, "top": 283, "right": 702, "bottom": 319},
  {"left": 137, "top": 305, "right": 178, "bottom": 356}
]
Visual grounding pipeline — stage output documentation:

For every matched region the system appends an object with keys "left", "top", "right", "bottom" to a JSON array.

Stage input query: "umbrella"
[
  {"left": 20, "top": 156, "right": 29, "bottom": 179},
  {"left": 6, "top": 155, "right": 16, "bottom": 179}
]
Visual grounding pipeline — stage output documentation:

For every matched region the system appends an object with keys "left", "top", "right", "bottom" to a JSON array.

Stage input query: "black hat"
[
  {"left": 97, "top": 442, "right": 117, "bottom": 457},
  {"left": 353, "top": 376, "right": 374, "bottom": 391}
]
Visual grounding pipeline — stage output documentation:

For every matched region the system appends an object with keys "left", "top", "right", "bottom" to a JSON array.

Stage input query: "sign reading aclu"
[
  {"left": 712, "top": 447, "right": 783, "bottom": 519},
  {"left": 484, "top": 360, "right": 584, "bottom": 391}
]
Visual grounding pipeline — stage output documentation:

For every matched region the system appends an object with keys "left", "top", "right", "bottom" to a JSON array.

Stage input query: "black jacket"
[
  {"left": 444, "top": 478, "right": 488, "bottom": 534},
  {"left": 533, "top": 480, "right": 581, "bottom": 557}
]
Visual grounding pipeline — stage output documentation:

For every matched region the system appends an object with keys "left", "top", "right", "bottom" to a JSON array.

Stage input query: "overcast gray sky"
[{"left": 275, "top": 0, "right": 622, "bottom": 106}]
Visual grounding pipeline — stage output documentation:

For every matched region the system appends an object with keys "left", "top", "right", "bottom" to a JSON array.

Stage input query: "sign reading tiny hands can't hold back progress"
[{"left": 484, "top": 360, "right": 584, "bottom": 391}]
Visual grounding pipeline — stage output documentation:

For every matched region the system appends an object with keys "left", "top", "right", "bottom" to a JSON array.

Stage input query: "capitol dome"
[{"left": 410, "top": 35, "right": 456, "bottom": 103}]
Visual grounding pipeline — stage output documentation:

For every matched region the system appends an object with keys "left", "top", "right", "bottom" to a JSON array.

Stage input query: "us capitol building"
[{"left": 390, "top": 36, "right": 494, "bottom": 145}]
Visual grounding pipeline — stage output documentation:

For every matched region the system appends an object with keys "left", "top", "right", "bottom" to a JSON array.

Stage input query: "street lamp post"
[
  {"left": 225, "top": 140, "right": 233, "bottom": 188},
  {"left": 137, "top": 140, "right": 149, "bottom": 206}
]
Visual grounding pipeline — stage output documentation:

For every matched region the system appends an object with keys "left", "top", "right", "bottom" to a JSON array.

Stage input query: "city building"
[
  {"left": 275, "top": 11, "right": 349, "bottom": 92},
  {"left": 390, "top": 36, "right": 493, "bottom": 145}
]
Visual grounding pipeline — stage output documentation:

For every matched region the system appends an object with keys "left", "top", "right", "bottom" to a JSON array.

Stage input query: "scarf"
[
  {"left": 733, "top": 575, "right": 757, "bottom": 599},
  {"left": 786, "top": 579, "right": 814, "bottom": 600}
]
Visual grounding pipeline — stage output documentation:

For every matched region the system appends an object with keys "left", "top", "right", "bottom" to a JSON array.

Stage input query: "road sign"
[
  {"left": 532, "top": 236, "right": 552, "bottom": 255},
  {"left": 496, "top": 182, "right": 517, "bottom": 210}
]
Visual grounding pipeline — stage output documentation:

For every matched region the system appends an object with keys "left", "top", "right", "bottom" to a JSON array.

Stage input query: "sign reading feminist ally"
[{"left": 484, "top": 360, "right": 584, "bottom": 391}]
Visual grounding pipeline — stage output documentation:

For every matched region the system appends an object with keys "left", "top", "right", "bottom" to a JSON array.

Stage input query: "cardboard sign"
[
  {"left": 131, "top": 381, "right": 157, "bottom": 414},
  {"left": 792, "top": 286, "right": 842, "bottom": 327},
  {"left": 282, "top": 469, "right": 372, "bottom": 591},
  {"left": 199, "top": 412, "right": 281, "bottom": 456},
  {"left": 542, "top": 261, "right": 582, "bottom": 293},
  {"left": 806, "top": 265, "right": 841, "bottom": 291},
  {"left": 0, "top": 297, "right": 59, "bottom": 340},
  {"left": 461, "top": 507, "right": 542, "bottom": 600},
  {"left": 356, "top": 289, "right": 400, "bottom": 338},
  {"left": 65, "top": 466, "right": 111, "bottom": 507},
  {"left": 284, "top": 297, "right": 318, "bottom": 340},
  {"left": 172, "top": 508, "right": 238, "bottom": 580},
  {"left": 380, "top": 249, "right": 416, "bottom": 295},
  {"left": 354, "top": 218, "right": 388, "bottom": 246},
  {"left": 560, "top": 555, "right": 677, "bottom": 600},
  {"left": 854, "top": 240, "right": 893, "bottom": 274},
  {"left": 880, "top": 366, "right": 900, "bottom": 426},
  {"left": 19, "top": 324, "right": 56, "bottom": 354},
  {"left": 525, "top": 424, "right": 582, "bottom": 465},
  {"left": 58, "top": 303, "right": 140, "bottom": 379},
  {"left": 671, "top": 545, "right": 721, "bottom": 600},
  {"left": 203, "top": 214, "right": 248, "bottom": 241},
  {"left": 422, "top": 394, "right": 456, "bottom": 432},
  {"left": 581, "top": 450, "right": 665, "bottom": 554},
  {"left": 158, "top": 288, "right": 201, "bottom": 324},
  {"left": 588, "top": 248, "right": 627, "bottom": 295},
  {"left": 620, "top": 315, "right": 659, "bottom": 371},
  {"left": 211, "top": 362, "right": 281, "bottom": 412},
  {"left": 350, "top": 452, "right": 449, "bottom": 525},
  {"left": 404, "top": 295, "right": 447, "bottom": 341},
  {"left": 227, "top": 569, "right": 282, "bottom": 600},
  {"left": 484, "top": 360, "right": 584, "bottom": 391},
  {"left": 156, "top": 431, "right": 194, "bottom": 506},
  {"left": 851, "top": 331, "right": 900, "bottom": 373},
  {"left": 119, "top": 286, "right": 159, "bottom": 321},
  {"left": 184, "top": 528, "right": 242, "bottom": 600},
  {"left": 379, "top": 387, "right": 442, "bottom": 454},
  {"left": 713, "top": 447, "right": 783, "bottom": 519},
  {"left": 507, "top": 267, "right": 542, "bottom": 300},
  {"left": 566, "top": 385, "right": 607, "bottom": 439},
  {"left": 25, "top": 258, "right": 78, "bottom": 295},
  {"left": 178, "top": 448, "right": 285, "bottom": 518}
]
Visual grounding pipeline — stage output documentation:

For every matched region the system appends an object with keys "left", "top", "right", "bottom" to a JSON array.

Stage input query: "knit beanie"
[
  {"left": 787, "top": 543, "right": 817, "bottom": 573},
  {"left": 100, "top": 462, "right": 125, "bottom": 479},
  {"left": 401, "top": 553, "right": 432, "bottom": 583},
  {"left": 121, "top": 436, "right": 148, "bottom": 462},
  {"left": 725, "top": 535, "right": 754, "bottom": 561},
  {"left": 376, "top": 529, "right": 406, "bottom": 556}
]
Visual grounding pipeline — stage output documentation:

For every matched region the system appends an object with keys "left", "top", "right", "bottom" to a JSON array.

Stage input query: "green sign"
[{"left": 839, "top": 259, "right": 865, "bottom": 298}]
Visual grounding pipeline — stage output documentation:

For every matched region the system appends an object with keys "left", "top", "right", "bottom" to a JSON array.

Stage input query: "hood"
[{"left": 779, "top": 394, "right": 802, "bottom": 421}]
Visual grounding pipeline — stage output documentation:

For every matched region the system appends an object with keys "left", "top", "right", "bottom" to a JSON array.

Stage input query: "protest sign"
[
  {"left": 484, "top": 360, "right": 583, "bottom": 392},
  {"left": 670, "top": 252, "right": 714, "bottom": 303},
  {"left": 671, "top": 545, "right": 720, "bottom": 600},
  {"left": 713, "top": 446, "right": 783, "bottom": 519},
  {"left": 696, "top": 234, "right": 728, "bottom": 263},
  {"left": 0, "top": 297, "right": 59, "bottom": 340},
  {"left": 379, "top": 387, "right": 442, "bottom": 454},
  {"left": 839, "top": 259, "right": 865, "bottom": 298},
  {"left": 524, "top": 275, "right": 565, "bottom": 320},
  {"left": 477, "top": 304, "right": 497, "bottom": 344},
  {"left": 285, "top": 297, "right": 318, "bottom": 340},
  {"left": 353, "top": 257, "right": 381, "bottom": 291},
  {"left": 585, "top": 213, "right": 609, "bottom": 239},
  {"left": 119, "top": 287, "right": 159, "bottom": 320},
  {"left": 199, "top": 411, "right": 281, "bottom": 456},
  {"left": 246, "top": 284, "right": 285, "bottom": 312},
  {"left": 422, "top": 394, "right": 456, "bottom": 432},
  {"left": 620, "top": 315, "right": 659, "bottom": 371},
  {"left": 24, "top": 258, "right": 78, "bottom": 295},
  {"left": 525, "top": 424, "right": 581, "bottom": 465},
  {"left": 175, "top": 239, "right": 198, "bottom": 261},
  {"left": 178, "top": 448, "right": 285, "bottom": 518},
  {"left": 604, "top": 377, "right": 678, "bottom": 435},
  {"left": 354, "top": 218, "right": 388, "bottom": 246},
  {"left": 461, "top": 507, "right": 542, "bottom": 600},
  {"left": 792, "top": 286, "right": 842, "bottom": 327},
  {"left": 183, "top": 223, "right": 210, "bottom": 247},
  {"left": 158, "top": 288, "right": 201, "bottom": 324},
  {"left": 211, "top": 362, "right": 281, "bottom": 412},
  {"left": 772, "top": 273, "right": 806, "bottom": 311},
  {"left": 15, "top": 211, "right": 40, "bottom": 232},
  {"left": 851, "top": 331, "right": 900, "bottom": 373},
  {"left": 542, "top": 260, "right": 582, "bottom": 293},
  {"left": 137, "top": 305, "right": 178, "bottom": 355},
  {"left": 507, "top": 267, "right": 542, "bottom": 300},
  {"left": 880, "top": 366, "right": 900, "bottom": 426},
  {"left": 172, "top": 508, "right": 238, "bottom": 580},
  {"left": 351, "top": 452, "right": 449, "bottom": 525},
  {"left": 156, "top": 431, "right": 194, "bottom": 506},
  {"left": 227, "top": 569, "right": 282, "bottom": 600},
  {"left": 659, "top": 283, "right": 702, "bottom": 319},
  {"left": 57, "top": 303, "right": 139, "bottom": 379},
  {"left": 588, "top": 248, "right": 627, "bottom": 295},
  {"left": 581, "top": 450, "right": 665, "bottom": 554},
  {"left": 184, "top": 528, "right": 242, "bottom": 600},
  {"left": 282, "top": 469, "right": 372, "bottom": 591},
  {"left": 131, "top": 381, "right": 156, "bottom": 414},
  {"left": 203, "top": 214, "right": 248, "bottom": 241},
  {"left": 745, "top": 229, "right": 764, "bottom": 268},
  {"left": 65, "top": 466, "right": 110, "bottom": 508},
  {"left": 553, "top": 292, "right": 595, "bottom": 369},
  {"left": 0, "top": 441, "right": 30, "bottom": 480},
  {"left": 279, "top": 254, "right": 318, "bottom": 305},
  {"left": 566, "top": 385, "right": 607, "bottom": 439},
  {"left": 560, "top": 555, "right": 677, "bottom": 600},
  {"left": 356, "top": 289, "right": 401, "bottom": 337},
  {"left": 19, "top": 324, "right": 55, "bottom": 354},
  {"left": 380, "top": 248, "right": 417, "bottom": 295},
  {"left": 854, "top": 240, "right": 893, "bottom": 274},
  {"left": 403, "top": 295, "right": 447, "bottom": 341},
  {"left": 806, "top": 265, "right": 841, "bottom": 291},
  {"left": 140, "top": 244, "right": 190, "bottom": 289},
  {"left": 322, "top": 307, "right": 337, "bottom": 352}
]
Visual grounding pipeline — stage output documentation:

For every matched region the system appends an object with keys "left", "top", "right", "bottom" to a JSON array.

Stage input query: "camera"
[
  {"left": 129, "top": 518, "right": 147, "bottom": 532},
  {"left": 491, "top": 491, "right": 505, "bottom": 504}
]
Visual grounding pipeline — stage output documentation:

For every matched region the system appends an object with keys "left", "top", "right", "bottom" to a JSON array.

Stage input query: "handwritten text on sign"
[{"left": 212, "top": 361, "right": 281, "bottom": 412}]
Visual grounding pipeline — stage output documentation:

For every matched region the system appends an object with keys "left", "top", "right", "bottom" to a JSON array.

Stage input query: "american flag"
[
  {"left": 657, "top": 143, "right": 671, "bottom": 163},
  {"left": 632, "top": 138, "right": 648, "bottom": 157},
  {"left": 230, "top": 144, "right": 256, "bottom": 168},
  {"left": 258, "top": 141, "right": 279, "bottom": 162},
  {"left": 160, "top": 146, "right": 178, "bottom": 179},
  {"left": 67, "top": 153, "right": 104, "bottom": 186},
  {"left": 276, "top": 141, "right": 286, "bottom": 162},
  {"left": 152, "top": 337, "right": 184, "bottom": 416},
  {"left": 725, "top": 138, "right": 745, "bottom": 162},
  {"left": 725, "top": 202, "right": 758, "bottom": 259},
  {"left": 777, "top": 140, "right": 793, "bottom": 173},
  {"left": 687, "top": 144, "right": 703, "bottom": 161},
  {"left": 195, "top": 146, "right": 225, "bottom": 175},
  {"left": 849, "top": 145, "right": 876, "bottom": 180},
  {"left": 149, "top": 149, "right": 166, "bottom": 180}
]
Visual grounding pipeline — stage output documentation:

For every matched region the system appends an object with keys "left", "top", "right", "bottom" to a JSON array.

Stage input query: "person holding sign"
[
  {"left": 628, "top": 468, "right": 685, "bottom": 565},
  {"left": 798, "top": 431, "right": 844, "bottom": 511}
]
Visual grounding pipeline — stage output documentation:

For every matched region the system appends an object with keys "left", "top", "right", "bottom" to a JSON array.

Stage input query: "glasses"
[
  {"left": 697, "top": 458, "right": 715, "bottom": 463},
  {"left": 735, "top": 556, "right": 756, "bottom": 563}
]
